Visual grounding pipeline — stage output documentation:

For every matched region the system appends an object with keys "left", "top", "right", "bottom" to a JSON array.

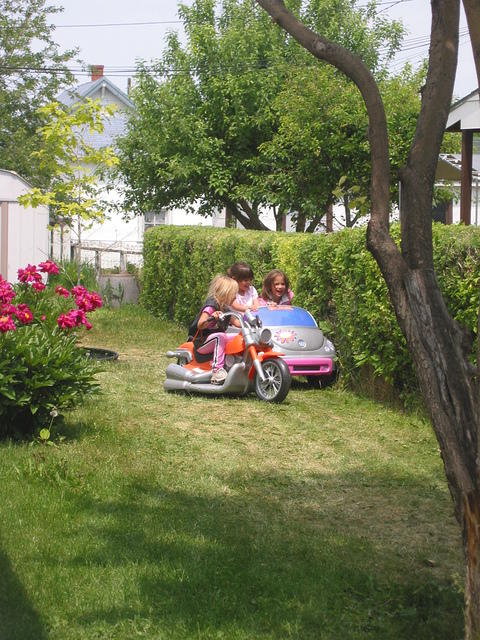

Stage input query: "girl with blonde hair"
[{"left": 190, "top": 275, "right": 240, "bottom": 384}]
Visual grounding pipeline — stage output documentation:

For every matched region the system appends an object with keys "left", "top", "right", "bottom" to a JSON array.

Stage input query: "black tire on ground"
[
  {"left": 254, "top": 358, "right": 291, "bottom": 403},
  {"left": 83, "top": 347, "right": 118, "bottom": 361}
]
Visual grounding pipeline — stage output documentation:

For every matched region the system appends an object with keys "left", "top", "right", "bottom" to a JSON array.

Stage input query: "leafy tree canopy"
[
  {"left": 117, "top": 0, "right": 408, "bottom": 231},
  {"left": 255, "top": 62, "right": 459, "bottom": 231},
  {"left": 0, "top": 0, "right": 78, "bottom": 186},
  {"left": 19, "top": 99, "right": 119, "bottom": 280},
  {"left": 19, "top": 99, "right": 119, "bottom": 225}
]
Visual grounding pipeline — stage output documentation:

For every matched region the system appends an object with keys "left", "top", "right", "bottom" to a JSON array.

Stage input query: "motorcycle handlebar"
[{"left": 218, "top": 309, "right": 262, "bottom": 328}]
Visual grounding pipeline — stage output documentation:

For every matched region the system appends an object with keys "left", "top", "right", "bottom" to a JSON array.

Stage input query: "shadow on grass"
[
  {"left": 61, "top": 469, "right": 463, "bottom": 640},
  {"left": 0, "top": 546, "right": 47, "bottom": 640},
  {"left": 50, "top": 416, "right": 101, "bottom": 442}
]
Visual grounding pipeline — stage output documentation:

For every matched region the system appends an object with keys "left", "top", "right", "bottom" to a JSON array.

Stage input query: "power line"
[
  {"left": 390, "top": 32, "right": 471, "bottom": 70},
  {"left": 3, "top": 27, "right": 460, "bottom": 69},
  {"left": 54, "top": 19, "right": 182, "bottom": 28},
  {"left": 357, "top": 0, "right": 413, "bottom": 6},
  {"left": 0, "top": 25, "right": 470, "bottom": 79},
  {"left": 51, "top": 0, "right": 414, "bottom": 29},
  {"left": 52, "top": 0, "right": 415, "bottom": 27},
  {"left": 376, "top": 0, "right": 412, "bottom": 14}
]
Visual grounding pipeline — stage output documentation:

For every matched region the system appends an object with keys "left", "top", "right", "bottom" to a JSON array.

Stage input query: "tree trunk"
[
  {"left": 462, "top": 0, "right": 480, "bottom": 88},
  {"left": 325, "top": 202, "right": 333, "bottom": 233},
  {"left": 256, "top": 1, "right": 480, "bottom": 636},
  {"left": 295, "top": 209, "right": 306, "bottom": 232},
  {"left": 305, "top": 212, "right": 323, "bottom": 233},
  {"left": 222, "top": 198, "right": 270, "bottom": 230},
  {"left": 344, "top": 194, "right": 352, "bottom": 227},
  {"left": 384, "top": 264, "right": 480, "bottom": 639},
  {"left": 465, "top": 491, "right": 480, "bottom": 639},
  {"left": 272, "top": 205, "right": 285, "bottom": 231},
  {"left": 225, "top": 204, "right": 236, "bottom": 228}
]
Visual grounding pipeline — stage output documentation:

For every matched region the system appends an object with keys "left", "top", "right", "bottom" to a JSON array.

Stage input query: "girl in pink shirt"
[
  {"left": 192, "top": 275, "right": 240, "bottom": 384},
  {"left": 227, "top": 262, "right": 259, "bottom": 312},
  {"left": 258, "top": 269, "right": 294, "bottom": 307}
]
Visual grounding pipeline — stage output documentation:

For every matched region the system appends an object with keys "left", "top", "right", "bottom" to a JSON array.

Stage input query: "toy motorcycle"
[{"left": 164, "top": 310, "right": 291, "bottom": 403}]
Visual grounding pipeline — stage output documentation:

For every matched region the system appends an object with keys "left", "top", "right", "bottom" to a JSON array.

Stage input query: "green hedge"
[{"left": 142, "top": 223, "right": 480, "bottom": 398}]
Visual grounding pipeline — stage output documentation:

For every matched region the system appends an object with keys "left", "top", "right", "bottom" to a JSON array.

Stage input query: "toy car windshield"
[{"left": 255, "top": 305, "right": 318, "bottom": 328}]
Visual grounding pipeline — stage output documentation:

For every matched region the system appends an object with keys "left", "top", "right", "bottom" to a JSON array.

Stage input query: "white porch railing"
[{"left": 70, "top": 240, "right": 143, "bottom": 272}]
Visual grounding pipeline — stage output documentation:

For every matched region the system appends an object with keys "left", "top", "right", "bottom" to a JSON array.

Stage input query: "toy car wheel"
[
  {"left": 255, "top": 358, "right": 291, "bottom": 403},
  {"left": 177, "top": 355, "right": 188, "bottom": 366}
]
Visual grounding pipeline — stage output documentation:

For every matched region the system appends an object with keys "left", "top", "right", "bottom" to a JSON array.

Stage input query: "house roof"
[
  {"left": 446, "top": 89, "right": 480, "bottom": 132},
  {"left": 57, "top": 76, "right": 135, "bottom": 149},
  {"left": 58, "top": 76, "right": 134, "bottom": 110},
  {"left": 436, "top": 156, "right": 462, "bottom": 180},
  {"left": 435, "top": 154, "right": 480, "bottom": 181}
]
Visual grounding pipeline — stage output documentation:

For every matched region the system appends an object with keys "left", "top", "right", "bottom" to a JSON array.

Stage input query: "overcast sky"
[{"left": 49, "top": 0, "right": 477, "bottom": 99}]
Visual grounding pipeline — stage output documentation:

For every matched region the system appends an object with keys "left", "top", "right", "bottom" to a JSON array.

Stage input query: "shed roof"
[
  {"left": 436, "top": 156, "right": 462, "bottom": 180},
  {"left": 436, "top": 154, "right": 480, "bottom": 181},
  {"left": 0, "top": 168, "right": 49, "bottom": 209},
  {"left": 0, "top": 168, "right": 32, "bottom": 189},
  {"left": 446, "top": 89, "right": 480, "bottom": 132},
  {"left": 0, "top": 168, "right": 33, "bottom": 201}
]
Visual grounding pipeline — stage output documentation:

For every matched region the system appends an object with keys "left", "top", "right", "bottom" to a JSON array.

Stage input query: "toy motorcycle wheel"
[{"left": 254, "top": 358, "right": 291, "bottom": 403}]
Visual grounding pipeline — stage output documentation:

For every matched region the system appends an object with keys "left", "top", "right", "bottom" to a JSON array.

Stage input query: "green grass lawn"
[{"left": 0, "top": 305, "right": 464, "bottom": 639}]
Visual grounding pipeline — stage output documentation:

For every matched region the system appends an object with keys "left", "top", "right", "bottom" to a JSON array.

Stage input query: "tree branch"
[
  {"left": 463, "top": 0, "right": 480, "bottom": 89},
  {"left": 305, "top": 213, "right": 322, "bottom": 233},
  {"left": 399, "top": 0, "right": 459, "bottom": 270},
  {"left": 256, "top": 0, "right": 390, "bottom": 228},
  {"left": 222, "top": 197, "right": 270, "bottom": 230},
  {"left": 255, "top": 0, "right": 405, "bottom": 289}
]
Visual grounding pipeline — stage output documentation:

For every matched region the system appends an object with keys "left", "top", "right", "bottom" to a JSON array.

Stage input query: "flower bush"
[{"left": 0, "top": 261, "right": 102, "bottom": 437}]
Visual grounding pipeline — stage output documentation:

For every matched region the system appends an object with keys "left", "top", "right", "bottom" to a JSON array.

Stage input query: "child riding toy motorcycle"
[{"left": 164, "top": 310, "right": 291, "bottom": 403}]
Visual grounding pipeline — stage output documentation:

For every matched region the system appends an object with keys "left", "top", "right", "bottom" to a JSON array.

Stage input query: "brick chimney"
[{"left": 90, "top": 65, "right": 104, "bottom": 81}]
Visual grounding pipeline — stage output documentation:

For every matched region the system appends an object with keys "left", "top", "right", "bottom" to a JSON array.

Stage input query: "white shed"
[{"left": 0, "top": 169, "right": 49, "bottom": 283}]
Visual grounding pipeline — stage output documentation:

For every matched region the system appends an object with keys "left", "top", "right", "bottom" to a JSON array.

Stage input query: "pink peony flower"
[
  {"left": 55, "top": 285, "right": 70, "bottom": 298},
  {"left": 0, "top": 315, "right": 16, "bottom": 332},
  {"left": 39, "top": 260, "right": 59, "bottom": 275},
  {"left": 72, "top": 309, "right": 88, "bottom": 326},
  {"left": 75, "top": 290, "right": 103, "bottom": 312},
  {"left": 88, "top": 291, "right": 102, "bottom": 310},
  {"left": 57, "top": 312, "right": 77, "bottom": 329},
  {"left": 70, "top": 285, "right": 88, "bottom": 297},
  {"left": 0, "top": 265, "right": 99, "bottom": 333},
  {"left": 15, "top": 304, "right": 33, "bottom": 324},
  {"left": 0, "top": 303, "right": 17, "bottom": 316},
  {"left": 18, "top": 264, "right": 42, "bottom": 284},
  {"left": 0, "top": 278, "right": 16, "bottom": 304},
  {"left": 57, "top": 309, "right": 89, "bottom": 329}
]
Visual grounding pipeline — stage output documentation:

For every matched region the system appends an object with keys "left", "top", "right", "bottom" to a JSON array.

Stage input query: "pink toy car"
[{"left": 254, "top": 306, "right": 337, "bottom": 387}]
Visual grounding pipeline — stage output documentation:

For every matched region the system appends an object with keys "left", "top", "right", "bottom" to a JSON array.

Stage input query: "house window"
[{"left": 144, "top": 211, "right": 166, "bottom": 231}]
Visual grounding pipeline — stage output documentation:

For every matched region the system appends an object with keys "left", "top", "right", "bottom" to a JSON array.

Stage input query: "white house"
[
  {"left": 57, "top": 66, "right": 226, "bottom": 268},
  {"left": 434, "top": 152, "right": 480, "bottom": 224},
  {"left": 445, "top": 89, "right": 480, "bottom": 224},
  {"left": 0, "top": 169, "right": 49, "bottom": 283}
]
